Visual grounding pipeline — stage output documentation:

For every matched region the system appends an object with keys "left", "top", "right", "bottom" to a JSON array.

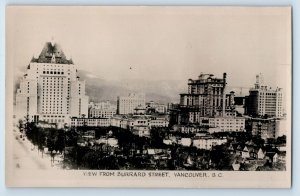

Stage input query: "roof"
[
  {"left": 31, "top": 42, "right": 73, "bottom": 64},
  {"left": 265, "top": 152, "right": 278, "bottom": 159}
]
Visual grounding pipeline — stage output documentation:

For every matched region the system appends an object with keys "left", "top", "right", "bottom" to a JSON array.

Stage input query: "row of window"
[
  {"left": 43, "top": 71, "right": 65, "bottom": 75},
  {"left": 42, "top": 77, "right": 65, "bottom": 81},
  {"left": 36, "top": 63, "right": 73, "bottom": 68},
  {"left": 43, "top": 118, "right": 65, "bottom": 123}
]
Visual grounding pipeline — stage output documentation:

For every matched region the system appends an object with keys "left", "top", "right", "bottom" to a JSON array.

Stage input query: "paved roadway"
[{"left": 13, "top": 131, "right": 62, "bottom": 170}]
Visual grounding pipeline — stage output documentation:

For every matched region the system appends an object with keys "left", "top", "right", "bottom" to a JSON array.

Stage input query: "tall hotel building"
[
  {"left": 117, "top": 93, "right": 145, "bottom": 115},
  {"left": 175, "top": 73, "right": 236, "bottom": 125},
  {"left": 245, "top": 73, "right": 283, "bottom": 118},
  {"left": 15, "top": 42, "right": 89, "bottom": 125}
]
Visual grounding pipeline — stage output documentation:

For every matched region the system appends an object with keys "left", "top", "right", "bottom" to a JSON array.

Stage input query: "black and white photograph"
[{"left": 5, "top": 6, "right": 291, "bottom": 188}]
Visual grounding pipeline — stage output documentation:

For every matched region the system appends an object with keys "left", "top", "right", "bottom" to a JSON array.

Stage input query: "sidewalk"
[{"left": 13, "top": 131, "right": 64, "bottom": 170}]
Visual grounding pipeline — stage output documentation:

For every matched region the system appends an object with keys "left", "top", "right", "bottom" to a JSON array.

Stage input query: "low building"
[
  {"left": 257, "top": 148, "right": 266, "bottom": 159},
  {"left": 192, "top": 136, "right": 227, "bottom": 150},
  {"left": 127, "top": 116, "right": 150, "bottom": 128},
  {"left": 89, "top": 108, "right": 116, "bottom": 118},
  {"left": 131, "top": 126, "right": 150, "bottom": 137},
  {"left": 36, "top": 121, "right": 58, "bottom": 129},
  {"left": 150, "top": 116, "right": 169, "bottom": 127},
  {"left": 134, "top": 106, "right": 146, "bottom": 115},
  {"left": 95, "top": 137, "right": 118, "bottom": 148},
  {"left": 111, "top": 114, "right": 169, "bottom": 129},
  {"left": 70, "top": 117, "right": 111, "bottom": 127},
  {"left": 146, "top": 101, "right": 167, "bottom": 114},
  {"left": 179, "top": 138, "right": 192, "bottom": 147},
  {"left": 241, "top": 146, "right": 251, "bottom": 159},
  {"left": 82, "top": 130, "right": 96, "bottom": 139},
  {"left": 208, "top": 117, "right": 245, "bottom": 133},
  {"left": 89, "top": 101, "right": 116, "bottom": 118},
  {"left": 246, "top": 117, "right": 279, "bottom": 140}
]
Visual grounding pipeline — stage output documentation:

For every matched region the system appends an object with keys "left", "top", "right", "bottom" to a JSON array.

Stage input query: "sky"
[{"left": 6, "top": 6, "right": 291, "bottom": 90}]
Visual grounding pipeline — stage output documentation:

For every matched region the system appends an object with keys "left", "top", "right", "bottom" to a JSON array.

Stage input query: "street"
[{"left": 13, "top": 131, "right": 63, "bottom": 170}]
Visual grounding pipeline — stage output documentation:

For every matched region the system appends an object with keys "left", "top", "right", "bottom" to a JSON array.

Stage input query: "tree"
[
  {"left": 210, "top": 145, "right": 233, "bottom": 170},
  {"left": 55, "top": 130, "right": 65, "bottom": 153},
  {"left": 276, "top": 135, "right": 286, "bottom": 145},
  {"left": 18, "top": 119, "right": 24, "bottom": 133}
]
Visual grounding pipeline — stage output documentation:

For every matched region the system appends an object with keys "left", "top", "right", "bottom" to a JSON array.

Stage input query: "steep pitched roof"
[{"left": 31, "top": 42, "right": 73, "bottom": 64}]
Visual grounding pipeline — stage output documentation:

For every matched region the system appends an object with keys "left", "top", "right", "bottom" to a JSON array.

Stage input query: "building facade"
[
  {"left": 70, "top": 117, "right": 111, "bottom": 127},
  {"left": 192, "top": 137, "right": 227, "bottom": 150},
  {"left": 89, "top": 108, "right": 116, "bottom": 118},
  {"left": 110, "top": 115, "right": 169, "bottom": 130},
  {"left": 174, "top": 73, "right": 236, "bottom": 125},
  {"left": 245, "top": 73, "right": 283, "bottom": 118},
  {"left": 245, "top": 117, "right": 281, "bottom": 140},
  {"left": 173, "top": 116, "right": 245, "bottom": 133},
  {"left": 207, "top": 117, "right": 245, "bottom": 133},
  {"left": 15, "top": 42, "right": 89, "bottom": 125},
  {"left": 146, "top": 101, "right": 168, "bottom": 114},
  {"left": 89, "top": 101, "right": 116, "bottom": 118},
  {"left": 117, "top": 93, "right": 145, "bottom": 114}
]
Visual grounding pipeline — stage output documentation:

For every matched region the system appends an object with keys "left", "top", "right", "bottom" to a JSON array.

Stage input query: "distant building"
[
  {"left": 110, "top": 114, "right": 169, "bottom": 130},
  {"left": 167, "top": 103, "right": 179, "bottom": 111},
  {"left": 246, "top": 117, "right": 284, "bottom": 140},
  {"left": 173, "top": 125, "right": 207, "bottom": 134},
  {"left": 94, "top": 100, "right": 115, "bottom": 110},
  {"left": 111, "top": 115, "right": 152, "bottom": 137},
  {"left": 71, "top": 117, "right": 111, "bottom": 127},
  {"left": 134, "top": 105, "right": 146, "bottom": 115},
  {"left": 173, "top": 116, "right": 245, "bottom": 133},
  {"left": 234, "top": 96, "right": 246, "bottom": 115},
  {"left": 175, "top": 73, "right": 236, "bottom": 125},
  {"left": 89, "top": 101, "right": 116, "bottom": 118},
  {"left": 207, "top": 117, "right": 245, "bottom": 133},
  {"left": 15, "top": 41, "right": 89, "bottom": 125},
  {"left": 110, "top": 116, "right": 130, "bottom": 129},
  {"left": 117, "top": 93, "right": 145, "bottom": 114},
  {"left": 150, "top": 116, "right": 169, "bottom": 127},
  {"left": 96, "top": 137, "right": 119, "bottom": 148},
  {"left": 192, "top": 136, "right": 227, "bottom": 150},
  {"left": 89, "top": 108, "right": 116, "bottom": 118},
  {"left": 245, "top": 73, "right": 283, "bottom": 118},
  {"left": 146, "top": 101, "right": 167, "bottom": 114},
  {"left": 131, "top": 126, "right": 151, "bottom": 137}
]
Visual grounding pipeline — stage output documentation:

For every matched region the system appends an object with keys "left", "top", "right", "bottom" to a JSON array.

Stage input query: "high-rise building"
[
  {"left": 117, "top": 93, "right": 145, "bottom": 114},
  {"left": 245, "top": 73, "right": 283, "bottom": 118},
  {"left": 175, "top": 73, "right": 236, "bottom": 125},
  {"left": 15, "top": 42, "right": 89, "bottom": 125}
]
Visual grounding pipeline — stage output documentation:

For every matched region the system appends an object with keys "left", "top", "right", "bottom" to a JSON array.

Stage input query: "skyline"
[
  {"left": 5, "top": 6, "right": 291, "bottom": 188},
  {"left": 7, "top": 6, "right": 291, "bottom": 91}
]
